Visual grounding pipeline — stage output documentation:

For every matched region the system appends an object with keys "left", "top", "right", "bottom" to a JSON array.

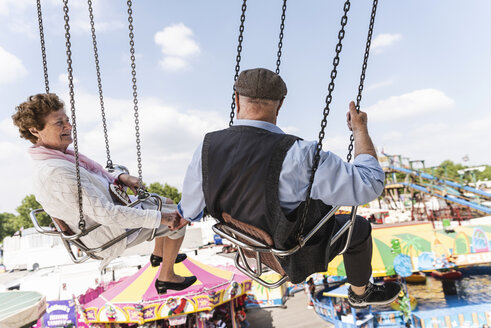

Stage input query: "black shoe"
[
  {"left": 150, "top": 253, "right": 187, "bottom": 267},
  {"left": 348, "top": 281, "right": 401, "bottom": 308},
  {"left": 155, "top": 276, "right": 197, "bottom": 294},
  {"left": 175, "top": 253, "right": 187, "bottom": 263}
]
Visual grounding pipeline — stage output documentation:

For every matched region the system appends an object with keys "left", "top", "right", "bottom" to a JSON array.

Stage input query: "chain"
[
  {"left": 126, "top": 0, "right": 146, "bottom": 198},
  {"left": 229, "top": 0, "right": 247, "bottom": 127},
  {"left": 63, "top": 0, "right": 85, "bottom": 232},
  {"left": 36, "top": 0, "right": 50, "bottom": 93},
  {"left": 275, "top": 0, "right": 287, "bottom": 74},
  {"left": 87, "top": 0, "right": 112, "bottom": 169},
  {"left": 346, "top": 0, "right": 378, "bottom": 162},
  {"left": 297, "top": 0, "right": 351, "bottom": 242}
]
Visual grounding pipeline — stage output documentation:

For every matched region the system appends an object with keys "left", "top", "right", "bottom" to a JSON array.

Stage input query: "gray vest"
[{"left": 202, "top": 125, "right": 334, "bottom": 283}]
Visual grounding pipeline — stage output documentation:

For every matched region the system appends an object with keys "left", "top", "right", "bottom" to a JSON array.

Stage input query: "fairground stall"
[{"left": 80, "top": 258, "right": 252, "bottom": 327}]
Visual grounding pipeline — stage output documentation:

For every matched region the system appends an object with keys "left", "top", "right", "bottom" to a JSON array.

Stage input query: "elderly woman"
[{"left": 12, "top": 93, "right": 196, "bottom": 294}]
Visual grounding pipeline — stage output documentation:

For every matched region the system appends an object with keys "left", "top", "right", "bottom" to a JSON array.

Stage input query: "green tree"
[
  {"left": 428, "top": 160, "right": 491, "bottom": 184},
  {"left": 147, "top": 182, "right": 182, "bottom": 204},
  {"left": 0, "top": 212, "right": 17, "bottom": 242},
  {"left": 475, "top": 165, "right": 491, "bottom": 182},
  {"left": 15, "top": 194, "right": 51, "bottom": 229},
  {"left": 431, "top": 160, "right": 465, "bottom": 181}
]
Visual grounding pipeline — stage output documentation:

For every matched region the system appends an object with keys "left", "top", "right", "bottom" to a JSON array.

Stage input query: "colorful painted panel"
[
  {"left": 327, "top": 222, "right": 491, "bottom": 277},
  {"left": 412, "top": 303, "right": 491, "bottom": 328},
  {"left": 246, "top": 272, "right": 288, "bottom": 308}
]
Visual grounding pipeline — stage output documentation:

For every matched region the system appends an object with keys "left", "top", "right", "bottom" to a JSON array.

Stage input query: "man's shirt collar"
[{"left": 234, "top": 119, "right": 285, "bottom": 134}]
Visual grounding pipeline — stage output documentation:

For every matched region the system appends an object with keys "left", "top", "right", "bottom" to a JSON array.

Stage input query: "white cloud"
[
  {"left": 0, "top": 117, "right": 35, "bottom": 213},
  {"left": 281, "top": 126, "right": 300, "bottom": 135},
  {"left": 0, "top": 46, "right": 28, "bottom": 85},
  {"left": 58, "top": 73, "right": 79, "bottom": 85},
  {"left": 366, "top": 89, "right": 455, "bottom": 122},
  {"left": 78, "top": 97, "right": 226, "bottom": 189},
  {"left": 366, "top": 90, "right": 489, "bottom": 166},
  {"left": 371, "top": 33, "right": 402, "bottom": 54},
  {"left": 0, "top": 143, "right": 33, "bottom": 214},
  {"left": 0, "top": 0, "right": 53, "bottom": 38},
  {"left": 52, "top": 90, "right": 137, "bottom": 129},
  {"left": 365, "top": 79, "right": 393, "bottom": 92},
  {"left": 0, "top": 117, "right": 21, "bottom": 139},
  {"left": 323, "top": 135, "right": 353, "bottom": 155},
  {"left": 0, "top": 0, "right": 32, "bottom": 16},
  {"left": 377, "top": 115, "right": 491, "bottom": 167},
  {"left": 159, "top": 57, "right": 189, "bottom": 71},
  {"left": 381, "top": 130, "right": 403, "bottom": 141},
  {"left": 70, "top": 19, "right": 124, "bottom": 34},
  {"left": 411, "top": 122, "right": 449, "bottom": 136},
  {"left": 154, "top": 23, "right": 200, "bottom": 72},
  {"left": 155, "top": 23, "right": 200, "bottom": 57},
  {"left": 8, "top": 18, "right": 37, "bottom": 38},
  {"left": 462, "top": 114, "right": 491, "bottom": 132}
]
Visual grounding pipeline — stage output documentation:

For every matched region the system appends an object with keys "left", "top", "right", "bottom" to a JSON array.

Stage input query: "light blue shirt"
[{"left": 178, "top": 119, "right": 385, "bottom": 222}]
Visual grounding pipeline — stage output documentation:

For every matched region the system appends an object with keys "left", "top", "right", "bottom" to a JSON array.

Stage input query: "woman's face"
[{"left": 29, "top": 109, "right": 73, "bottom": 152}]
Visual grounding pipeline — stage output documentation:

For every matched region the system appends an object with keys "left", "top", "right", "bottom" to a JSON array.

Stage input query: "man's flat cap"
[{"left": 234, "top": 68, "right": 287, "bottom": 100}]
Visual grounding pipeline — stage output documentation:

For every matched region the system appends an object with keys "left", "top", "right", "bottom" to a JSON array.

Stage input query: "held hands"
[
  {"left": 175, "top": 216, "right": 191, "bottom": 231},
  {"left": 346, "top": 101, "right": 368, "bottom": 134},
  {"left": 161, "top": 211, "right": 190, "bottom": 231}
]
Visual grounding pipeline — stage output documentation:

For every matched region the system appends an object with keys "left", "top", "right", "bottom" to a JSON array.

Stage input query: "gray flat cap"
[{"left": 234, "top": 68, "right": 287, "bottom": 100}]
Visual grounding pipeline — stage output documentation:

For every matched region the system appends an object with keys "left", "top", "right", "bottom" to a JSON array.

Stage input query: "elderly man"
[{"left": 178, "top": 68, "right": 400, "bottom": 308}]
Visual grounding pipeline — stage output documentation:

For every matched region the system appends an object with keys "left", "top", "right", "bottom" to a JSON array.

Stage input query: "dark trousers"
[{"left": 328, "top": 214, "right": 372, "bottom": 287}]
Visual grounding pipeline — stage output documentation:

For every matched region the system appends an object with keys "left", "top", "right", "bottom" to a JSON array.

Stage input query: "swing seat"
[
  {"left": 212, "top": 205, "right": 358, "bottom": 288},
  {"left": 29, "top": 193, "right": 163, "bottom": 264}
]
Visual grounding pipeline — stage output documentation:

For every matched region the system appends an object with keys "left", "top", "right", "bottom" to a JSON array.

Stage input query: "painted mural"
[{"left": 327, "top": 222, "right": 491, "bottom": 277}]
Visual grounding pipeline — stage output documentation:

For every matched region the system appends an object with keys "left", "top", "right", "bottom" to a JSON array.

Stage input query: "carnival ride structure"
[{"left": 380, "top": 153, "right": 491, "bottom": 223}]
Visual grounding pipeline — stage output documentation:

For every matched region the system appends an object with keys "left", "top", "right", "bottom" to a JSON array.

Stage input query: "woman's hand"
[
  {"left": 174, "top": 216, "right": 190, "bottom": 231},
  {"left": 161, "top": 211, "right": 189, "bottom": 231},
  {"left": 118, "top": 173, "right": 143, "bottom": 195}
]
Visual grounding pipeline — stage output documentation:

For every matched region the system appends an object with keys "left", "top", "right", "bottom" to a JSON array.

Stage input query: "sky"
[{"left": 1, "top": 0, "right": 490, "bottom": 214}]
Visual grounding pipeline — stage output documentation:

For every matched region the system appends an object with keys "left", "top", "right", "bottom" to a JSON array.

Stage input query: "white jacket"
[{"left": 32, "top": 158, "right": 160, "bottom": 269}]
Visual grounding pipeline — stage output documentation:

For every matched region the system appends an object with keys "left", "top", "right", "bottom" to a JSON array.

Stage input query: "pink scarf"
[{"left": 28, "top": 145, "right": 115, "bottom": 183}]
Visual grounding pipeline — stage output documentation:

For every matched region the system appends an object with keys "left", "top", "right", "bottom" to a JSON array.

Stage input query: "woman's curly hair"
[{"left": 12, "top": 93, "right": 64, "bottom": 144}]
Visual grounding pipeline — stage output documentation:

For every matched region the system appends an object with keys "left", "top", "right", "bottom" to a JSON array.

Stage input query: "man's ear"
[
  {"left": 276, "top": 97, "right": 284, "bottom": 116},
  {"left": 28, "top": 127, "right": 40, "bottom": 138},
  {"left": 235, "top": 91, "right": 240, "bottom": 115}
]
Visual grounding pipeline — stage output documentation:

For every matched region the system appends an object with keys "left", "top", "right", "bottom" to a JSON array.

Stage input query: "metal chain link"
[
  {"left": 36, "top": 0, "right": 50, "bottom": 93},
  {"left": 297, "top": 0, "right": 351, "bottom": 242},
  {"left": 275, "top": 0, "right": 287, "bottom": 74},
  {"left": 87, "top": 0, "right": 112, "bottom": 169},
  {"left": 126, "top": 0, "right": 146, "bottom": 199},
  {"left": 63, "top": 0, "right": 85, "bottom": 232},
  {"left": 229, "top": 0, "right": 247, "bottom": 127},
  {"left": 346, "top": 0, "right": 378, "bottom": 162}
]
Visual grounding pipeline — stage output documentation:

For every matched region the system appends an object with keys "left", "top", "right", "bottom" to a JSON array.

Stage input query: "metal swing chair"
[
  {"left": 212, "top": 0, "right": 379, "bottom": 288},
  {"left": 30, "top": 0, "right": 160, "bottom": 264}
]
